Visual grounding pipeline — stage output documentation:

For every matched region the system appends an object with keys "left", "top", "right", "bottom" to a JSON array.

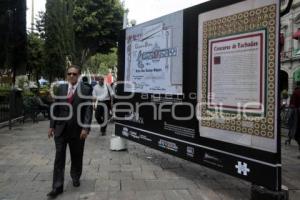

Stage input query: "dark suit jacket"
[
  {"left": 290, "top": 87, "right": 300, "bottom": 108},
  {"left": 50, "top": 82, "right": 93, "bottom": 139}
]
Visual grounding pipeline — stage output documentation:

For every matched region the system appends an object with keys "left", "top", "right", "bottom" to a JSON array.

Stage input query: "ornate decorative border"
[{"left": 200, "top": 4, "right": 277, "bottom": 138}]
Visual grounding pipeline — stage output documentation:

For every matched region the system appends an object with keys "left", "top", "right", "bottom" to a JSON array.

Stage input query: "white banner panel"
[
  {"left": 198, "top": 0, "right": 279, "bottom": 153},
  {"left": 208, "top": 30, "right": 266, "bottom": 114},
  {"left": 125, "top": 11, "right": 183, "bottom": 94}
]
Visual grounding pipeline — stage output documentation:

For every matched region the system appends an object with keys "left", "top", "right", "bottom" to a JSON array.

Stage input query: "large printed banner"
[
  {"left": 198, "top": 0, "right": 279, "bottom": 153},
  {"left": 117, "top": 0, "right": 281, "bottom": 191},
  {"left": 208, "top": 30, "right": 266, "bottom": 114},
  {"left": 124, "top": 11, "right": 183, "bottom": 94}
]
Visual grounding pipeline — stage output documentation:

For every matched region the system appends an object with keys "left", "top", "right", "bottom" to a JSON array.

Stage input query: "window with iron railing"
[
  {"left": 281, "top": 50, "right": 292, "bottom": 60},
  {"left": 280, "top": 48, "right": 300, "bottom": 61}
]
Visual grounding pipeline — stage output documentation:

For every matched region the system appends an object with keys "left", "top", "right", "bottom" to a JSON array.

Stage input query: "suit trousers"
[
  {"left": 95, "top": 100, "right": 111, "bottom": 132},
  {"left": 52, "top": 134, "right": 85, "bottom": 189}
]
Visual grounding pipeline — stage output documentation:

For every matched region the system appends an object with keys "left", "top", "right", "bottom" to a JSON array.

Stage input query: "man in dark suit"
[
  {"left": 290, "top": 81, "right": 300, "bottom": 158},
  {"left": 47, "top": 65, "right": 93, "bottom": 199}
]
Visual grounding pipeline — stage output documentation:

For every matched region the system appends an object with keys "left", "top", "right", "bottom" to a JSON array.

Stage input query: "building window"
[{"left": 295, "top": 14, "right": 300, "bottom": 24}]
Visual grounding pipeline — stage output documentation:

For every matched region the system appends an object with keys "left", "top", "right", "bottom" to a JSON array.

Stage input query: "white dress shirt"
[
  {"left": 92, "top": 83, "right": 112, "bottom": 101},
  {"left": 68, "top": 82, "right": 79, "bottom": 96}
]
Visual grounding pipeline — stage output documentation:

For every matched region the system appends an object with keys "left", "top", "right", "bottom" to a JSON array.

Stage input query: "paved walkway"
[{"left": 0, "top": 120, "right": 299, "bottom": 200}]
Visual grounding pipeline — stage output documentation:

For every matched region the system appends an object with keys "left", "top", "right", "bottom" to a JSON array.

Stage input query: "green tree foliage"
[
  {"left": 44, "top": 0, "right": 75, "bottom": 81},
  {"left": 27, "top": 33, "right": 45, "bottom": 83},
  {"left": 0, "top": 0, "right": 27, "bottom": 74},
  {"left": 44, "top": 0, "right": 123, "bottom": 80},
  {"left": 35, "top": 11, "right": 45, "bottom": 39},
  {"left": 83, "top": 48, "right": 117, "bottom": 74},
  {"left": 73, "top": 0, "right": 123, "bottom": 65},
  {"left": 0, "top": 3, "right": 9, "bottom": 68}
]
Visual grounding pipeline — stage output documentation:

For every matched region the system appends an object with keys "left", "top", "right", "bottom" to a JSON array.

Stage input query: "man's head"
[
  {"left": 67, "top": 65, "right": 81, "bottom": 85},
  {"left": 99, "top": 76, "right": 104, "bottom": 86},
  {"left": 82, "top": 76, "right": 88, "bottom": 83}
]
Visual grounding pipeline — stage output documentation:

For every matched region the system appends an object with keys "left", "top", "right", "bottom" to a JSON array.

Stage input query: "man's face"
[
  {"left": 67, "top": 67, "right": 80, "bottom": 85},
  {"left": 99, "top": 77, "right": 104, "bottom": 85}
]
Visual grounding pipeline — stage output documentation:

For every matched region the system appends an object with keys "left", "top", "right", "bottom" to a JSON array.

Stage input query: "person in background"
[
  {"left": 81, "top": 76, "right": 92, "bottom": 90},
  {"left": 289, "top": 81, "right": 300, "bottom": 158},
  {"left": 106, "top": 69, "right": 114, "bottom": 85},
  {"left": 283, "top": 92, "right": 293, "bottom": 145},
  {"left": 41, "top": 91, "right": 54, "bottom": 106},
  {"left": 35, "top": 92, "right": 50, "bottom": 119},
  {"left": 92, "top": 76, "right": 113, "bottom": 136},
  {"left": 82, "top": 76, "right": 89, "bottom": 84},
  {"left": 91, "top": 79, "right": 97, "bottom": 88}
]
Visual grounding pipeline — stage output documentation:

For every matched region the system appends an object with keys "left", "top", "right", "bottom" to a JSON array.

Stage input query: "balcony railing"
[{"left": 280, "top": 48, "right": 300, "bottom": 61}]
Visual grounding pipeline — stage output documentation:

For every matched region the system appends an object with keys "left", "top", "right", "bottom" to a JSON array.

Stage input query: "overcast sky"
[{"left": 26, "top": 0, "right": 209, "bottom": 30}]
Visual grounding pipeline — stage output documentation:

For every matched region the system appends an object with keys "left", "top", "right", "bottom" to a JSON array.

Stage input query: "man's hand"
[
  {"left": 80, "top": 129, "right": 89, "bottom": 140},
  {"left": 48, "top": 128, "right": 55, "bottom": 139}
]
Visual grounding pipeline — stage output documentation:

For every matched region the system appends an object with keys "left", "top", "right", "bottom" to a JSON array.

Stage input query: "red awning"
[{"left": 293, "top": 31, "right": 300, "bottom": 39}]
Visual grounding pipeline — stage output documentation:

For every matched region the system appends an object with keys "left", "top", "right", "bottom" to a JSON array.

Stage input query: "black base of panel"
[{"left": 251, "top": 185, "right": 288, "bottom": 200}]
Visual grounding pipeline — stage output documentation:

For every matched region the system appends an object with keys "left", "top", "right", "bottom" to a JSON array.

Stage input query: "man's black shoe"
[
  {"left": 73, "top": 179, "right": 80, "bottom": 187},
  {"left": 47, "top": 187, "right": 63, "bottom": 199}
]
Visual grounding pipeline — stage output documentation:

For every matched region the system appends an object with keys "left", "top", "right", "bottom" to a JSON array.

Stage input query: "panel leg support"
[{"left": 251, "top": 185, "right": 289, "bottom": 200}]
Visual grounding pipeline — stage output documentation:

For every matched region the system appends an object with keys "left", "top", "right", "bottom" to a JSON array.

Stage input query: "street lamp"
[
  {"left": 122, "top": 0, "right": 129, "bottom": 29},
  {"left": 110, "top": 0, "right": 129, "bottom": 151}
]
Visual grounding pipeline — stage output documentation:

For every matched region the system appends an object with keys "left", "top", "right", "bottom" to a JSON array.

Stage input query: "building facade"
[{"left": 281, "top": 0, "right": 300, "bottom": 94}]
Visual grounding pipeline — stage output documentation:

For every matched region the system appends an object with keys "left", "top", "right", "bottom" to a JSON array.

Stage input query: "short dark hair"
[
  {"left": 67, "top": 65, "right": 81, "bottom": 74},
  {"left": 82, "top": 76, "right": 88, "bottom": 82}
]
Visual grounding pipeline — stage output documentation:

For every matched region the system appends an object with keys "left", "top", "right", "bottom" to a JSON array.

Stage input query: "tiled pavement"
[{"left": 0, "top": 120, "right": 299, "bottom": 200}]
